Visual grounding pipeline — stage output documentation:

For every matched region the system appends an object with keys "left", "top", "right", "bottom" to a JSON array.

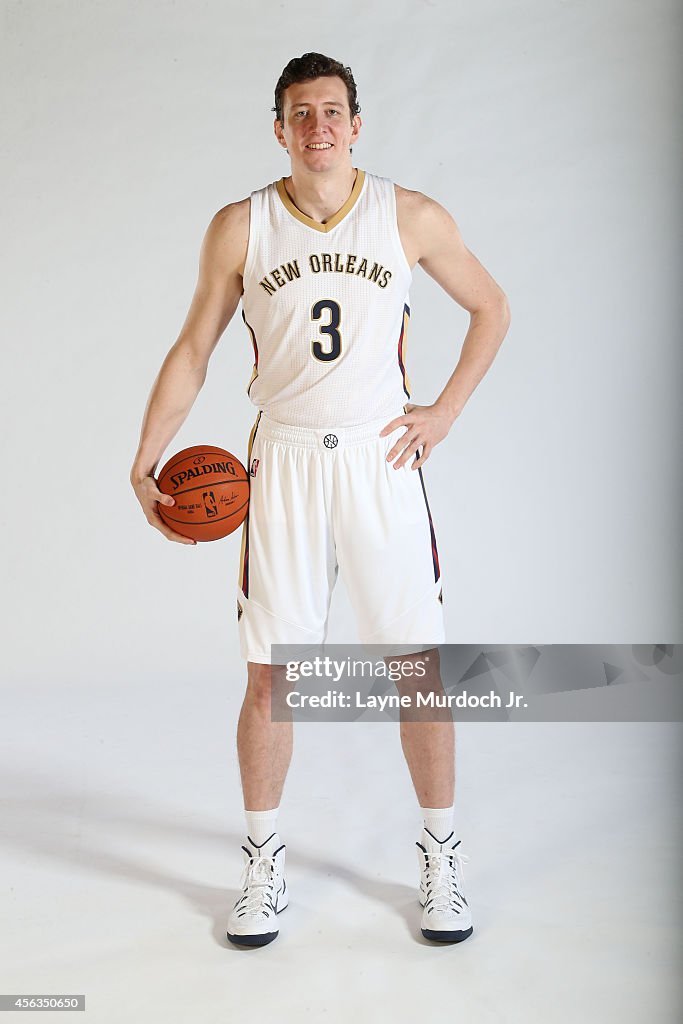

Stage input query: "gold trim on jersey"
[
  {"left": 275, "top": 169, "right": 366, "bottom": 233},
  {"left": 398, "top": 304, "right": 412, "bottom": 397},
  {"left": 238, "top": 411, "right": 262, "bottom": 597},
  {"left": 241, "top": 309, "right": 259, "bottom": 396}
]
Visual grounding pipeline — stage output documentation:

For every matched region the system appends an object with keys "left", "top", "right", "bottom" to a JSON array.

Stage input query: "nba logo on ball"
[
  {"left": 202, "top": 490, "right": 218, "bottom": 517},
  {"left": 250, "top": 459, "right": 260, "bottom": 477}
]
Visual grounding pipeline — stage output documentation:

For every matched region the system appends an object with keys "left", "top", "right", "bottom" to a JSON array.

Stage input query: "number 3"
[{"left": 311, "top": 299, "right": 342, "bottom": 362}]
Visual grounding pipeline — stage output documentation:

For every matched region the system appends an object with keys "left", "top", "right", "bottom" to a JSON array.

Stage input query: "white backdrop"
[
  {"left": 1, "top": 3, "right": 681, "bottom": 1021},
  {"left": 2, "top": 0, "right": 681, "bottom": 689}
]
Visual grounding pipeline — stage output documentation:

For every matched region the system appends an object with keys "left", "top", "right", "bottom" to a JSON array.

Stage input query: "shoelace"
[
  {"left": 237, "top": 855, "right": 277, "bottom": 917},
  {"left": 424, "top": 849, "right": 469, "bottom": 913}
]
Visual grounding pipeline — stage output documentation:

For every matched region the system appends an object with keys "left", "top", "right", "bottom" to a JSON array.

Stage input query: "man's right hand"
[{"left": 130, "top": 474, "right": 197, "bottom": 545}]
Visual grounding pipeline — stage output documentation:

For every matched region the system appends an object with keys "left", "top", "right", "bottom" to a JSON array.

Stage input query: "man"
[{"left": 130, "top": 52, "right": 510, "bottom": 948}]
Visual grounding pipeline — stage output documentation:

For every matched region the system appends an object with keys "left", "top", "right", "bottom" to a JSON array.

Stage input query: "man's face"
[{"left": 274, "top": 75, "right": 361, "bottom": 170}]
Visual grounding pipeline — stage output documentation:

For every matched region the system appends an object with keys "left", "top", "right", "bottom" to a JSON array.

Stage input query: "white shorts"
[{"left": 236, "top": 410, "right": 445, "bottom": 664}]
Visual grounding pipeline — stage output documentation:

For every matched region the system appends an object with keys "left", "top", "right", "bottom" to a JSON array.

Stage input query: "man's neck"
[{"left": 283, "top": 164, "right": 358, "bottom": 224}]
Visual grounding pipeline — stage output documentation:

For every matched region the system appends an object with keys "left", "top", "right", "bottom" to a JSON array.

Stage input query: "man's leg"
[
  {"left": 226, "top": 661, "right": 293, "bottom": 947},
  {"left": 390, "top": 648, "right": 454, "bottom": 809},
  {"left": 237, "top": 661, "right": 293, "bottom": 811},
  {"left": 229, "top": 414, "right": 335, "bottom": 946},
  {"left": 391, "top": 648, "right": 472, "bottom": 942}
]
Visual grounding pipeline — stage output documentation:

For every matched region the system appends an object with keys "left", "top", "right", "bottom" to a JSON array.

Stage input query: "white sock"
[
  {"left": 245, "top": 806, "right": 280, "bottom": 847},
  {"left": 421, "top": 804, "right": 455, "bottom": 843}
]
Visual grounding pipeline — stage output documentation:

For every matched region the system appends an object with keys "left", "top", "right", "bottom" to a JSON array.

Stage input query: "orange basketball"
[{"left": 157, "top": 445, "right": 249, "bottom": 542}]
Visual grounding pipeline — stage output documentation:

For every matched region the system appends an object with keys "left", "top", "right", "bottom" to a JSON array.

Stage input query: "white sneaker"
[
  {"left": 226, "top": 833, "right": 288, "bottom": 946},
  {"left": 417, "top": 828, "right": 473, "bottom": 943}
]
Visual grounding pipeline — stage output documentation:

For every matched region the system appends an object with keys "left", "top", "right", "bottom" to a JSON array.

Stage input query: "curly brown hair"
[{"left": 272, "top": 52, "right": 361, "bottom": 124}]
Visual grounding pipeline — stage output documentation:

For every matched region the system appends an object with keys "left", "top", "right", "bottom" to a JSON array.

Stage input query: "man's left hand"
[{"left": 379, "top": 403, "right": 456, "bottom": 470}]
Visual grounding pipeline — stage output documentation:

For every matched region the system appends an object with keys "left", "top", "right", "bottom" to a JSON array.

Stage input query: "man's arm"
[
  {"left": 382, "top": 188, "right": 511, "bottom": 469},
  {"left": 130, "top": 199, "right": 249, "bottom": 543}
]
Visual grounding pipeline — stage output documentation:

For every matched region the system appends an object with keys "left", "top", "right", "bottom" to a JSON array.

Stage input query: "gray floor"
[{"left": 1, "top": 678, "right": 681, "bottom": 1023}]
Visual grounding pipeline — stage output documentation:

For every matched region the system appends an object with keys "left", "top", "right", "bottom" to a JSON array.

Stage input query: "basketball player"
[{"left": 130, "top": 53, "right": 510, "bottom": 947}]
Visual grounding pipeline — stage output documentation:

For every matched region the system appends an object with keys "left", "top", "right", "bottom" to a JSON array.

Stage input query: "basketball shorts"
[{"left": 236, "top": 409, "right": 445, "bottom": 664}]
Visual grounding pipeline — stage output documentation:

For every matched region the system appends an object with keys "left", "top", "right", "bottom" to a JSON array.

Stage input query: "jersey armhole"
[
  {"left": 242, "top": 190, "right": 260, "bottom": 284},
  {"left": 387, "top": 179, "right": 413, "bottom": 280}
]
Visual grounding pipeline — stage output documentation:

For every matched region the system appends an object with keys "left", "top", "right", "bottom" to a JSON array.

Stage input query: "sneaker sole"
[
  {"left": 422, "top": 924, "right": 473, "bottom": 943},
  {"left": 226, "top": 929, "right": 279, "bottom": 947}
]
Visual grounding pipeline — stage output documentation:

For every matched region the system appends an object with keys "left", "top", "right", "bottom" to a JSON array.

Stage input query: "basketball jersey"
[{"left": 240, "top": 169, "right": 413, "bottom": 428}]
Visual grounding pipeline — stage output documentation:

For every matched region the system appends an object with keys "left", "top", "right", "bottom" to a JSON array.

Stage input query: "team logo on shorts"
[
  {"left": 237, "top": 600, "right": 243, "bottom": 621},
  {"left": 250, "top": 458, "right": 260, "bottom": 477},
  {"left": 323, "top": 433, "right": 338, "bottom": 449},
  {"left": 438, "top": 588, "right": 443, "bottom": 604}
]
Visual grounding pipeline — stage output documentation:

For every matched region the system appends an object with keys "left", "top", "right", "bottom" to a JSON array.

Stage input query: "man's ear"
[{"left": 274, "top": 118, "right": 287, "bottom": 148}]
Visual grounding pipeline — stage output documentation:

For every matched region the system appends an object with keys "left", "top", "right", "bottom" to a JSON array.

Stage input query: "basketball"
[{"left": 157, "top": 445, "right": 249, "bottom": 542}]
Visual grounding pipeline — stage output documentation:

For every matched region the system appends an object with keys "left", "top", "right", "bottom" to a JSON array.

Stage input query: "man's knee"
[
  {"left": 245, "top": 662, "right": 290, "bottom": 715},
  {"left": 389, "top": 648, "right": 443, "bottom": 696}
]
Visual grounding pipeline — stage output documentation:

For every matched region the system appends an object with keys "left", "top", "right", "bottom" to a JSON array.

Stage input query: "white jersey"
[{"left": 240, "top": 169, "right": 413, "bottom": 428}]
